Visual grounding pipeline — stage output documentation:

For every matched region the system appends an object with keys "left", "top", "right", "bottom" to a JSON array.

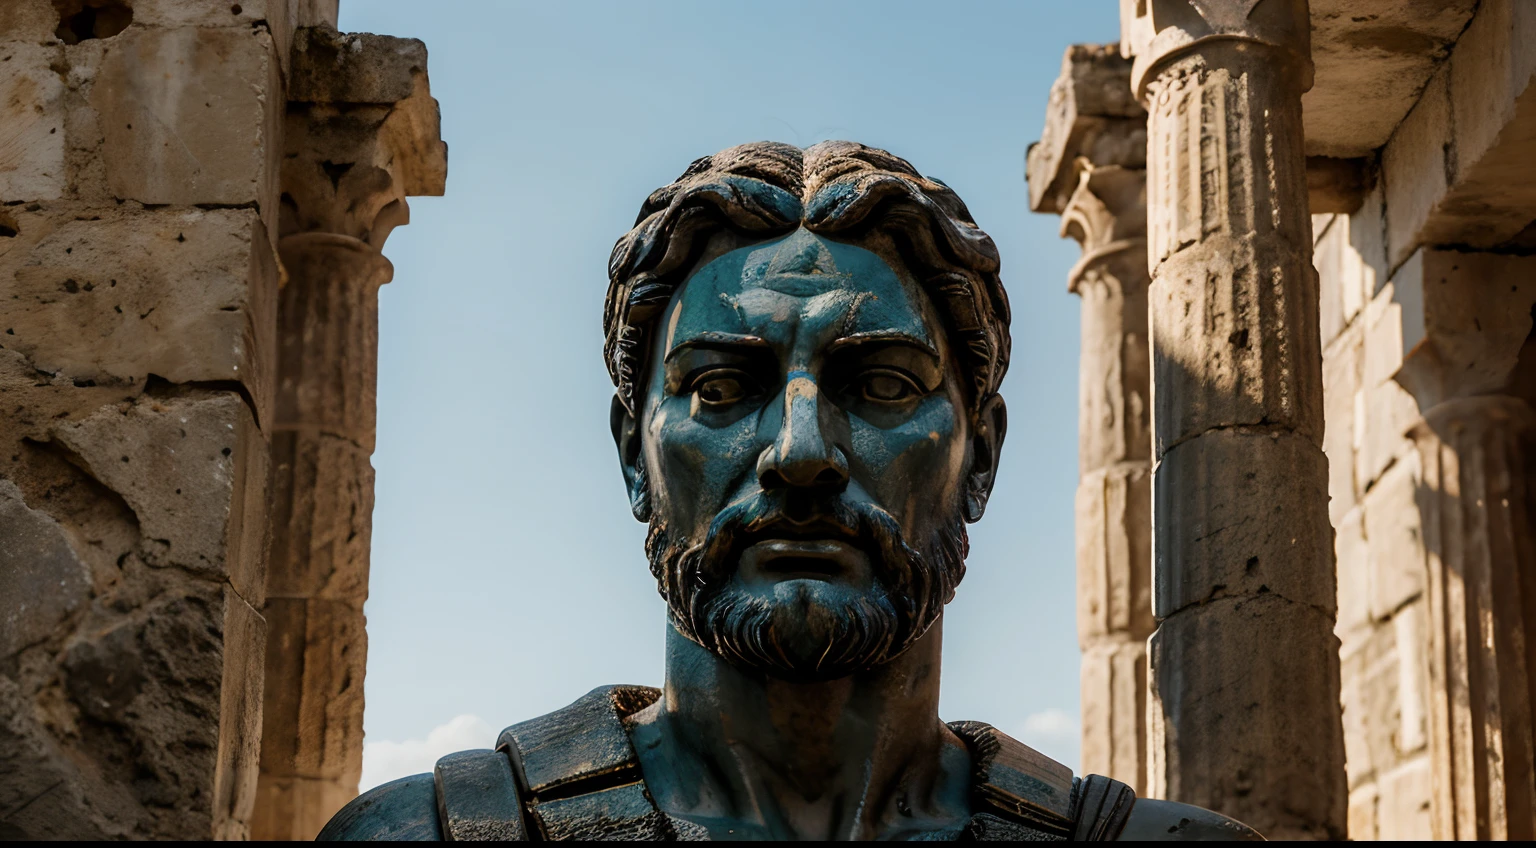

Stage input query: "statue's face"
[{"left": 617, "top": 228, "right": 1002, "bottom": 680}]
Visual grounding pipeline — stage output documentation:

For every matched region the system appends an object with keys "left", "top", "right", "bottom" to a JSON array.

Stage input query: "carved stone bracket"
[
  {"left": 252, "top": 26, "right": 447, "bottom": 842},
  {"left": 1394, "top": 251, "right": 1536, "bottom": 412}
]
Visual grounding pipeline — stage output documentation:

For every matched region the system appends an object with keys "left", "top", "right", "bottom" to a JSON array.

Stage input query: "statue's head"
[{"left": 606, "top": 141, "right": 1010, "bottom": 682}]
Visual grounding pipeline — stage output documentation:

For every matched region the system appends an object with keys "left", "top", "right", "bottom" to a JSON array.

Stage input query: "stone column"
[
  {"left": 1064, "top": 164, "right": 1154, "bottom": 793},
  {"left": 1026, "top": 45, "right": 1150, "bottom": 792},
  {"left": 1126, "top": 0, "right": 1345, "bottom": 838},
  {"left": 1413, "top": 397, "right": 1536, "bottom": 841},
  {"left": 1391, "top": 248, "right": 1536, "bottom": 840},
  {"left": 251, "top": 27, "right": 446, "bottom": 841}
]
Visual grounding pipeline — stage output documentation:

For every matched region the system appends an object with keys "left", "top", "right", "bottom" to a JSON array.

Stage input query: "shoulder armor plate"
[
  {"left": 433, "top": 749, "right": 528, "bottom": 840},
  {"left": 949, "top": 719, "right": 1076, "bottom": 837},
  {"left": 948, "top": 720, "right": 1135, "bottom": 841},
  {"left": 429, "top": 684, "right": 669, "bottom": 841}
]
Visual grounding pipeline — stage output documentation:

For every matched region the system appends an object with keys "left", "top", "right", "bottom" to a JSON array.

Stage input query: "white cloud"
[
  {"left": 1005, "top": 707, "right": 1081, "bottom": 774},
  {"left": 1021, "top": 707, "right": 1077, "bottom": 739},
  {"left": 360, "top": 714, "right": 495, "bottom": 792}
]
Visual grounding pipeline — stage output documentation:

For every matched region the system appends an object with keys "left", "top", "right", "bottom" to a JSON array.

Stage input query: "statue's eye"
[
  {"left": 858, "top": 370, "right": 920, "bottom": 403},
  {"left": 694, "top": 370, "right": 752, "bottom": 407}
]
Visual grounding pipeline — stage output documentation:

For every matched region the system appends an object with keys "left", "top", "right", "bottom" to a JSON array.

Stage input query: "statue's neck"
[{"left": 627, "top": 618, "right": 971, "bottom": 840}]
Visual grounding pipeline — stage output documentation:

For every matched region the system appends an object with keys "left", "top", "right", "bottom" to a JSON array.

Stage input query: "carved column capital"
[
  {"left": 280, "top": 26, "right": 448, "bottom": 249},
  {"left": 1062, "top": 165, "right": 1148, "bottom": 295},
  {"left": 1125, "top": 0, "right": 1313, "bottom": 103},
  {"left": 1414, "top": 393, "right": 1536, "bottom": 444}
]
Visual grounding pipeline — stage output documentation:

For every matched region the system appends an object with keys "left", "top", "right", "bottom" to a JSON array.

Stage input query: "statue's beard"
[{"left": 646, "top": 495, "right": 968, "bottom": 682}]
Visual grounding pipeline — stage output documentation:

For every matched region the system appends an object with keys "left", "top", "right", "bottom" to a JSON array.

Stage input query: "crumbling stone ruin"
[
  {"left": 1029, "top": 0, "right": 1536, "bottom": 840},
  {"left": 0, "top": 0, "right": 443, "bottom": 839}
]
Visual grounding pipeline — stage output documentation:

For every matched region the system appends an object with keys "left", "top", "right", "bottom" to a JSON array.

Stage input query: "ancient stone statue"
[{"left": 317, "top": 142, "right": 1260, "bottom": 841}]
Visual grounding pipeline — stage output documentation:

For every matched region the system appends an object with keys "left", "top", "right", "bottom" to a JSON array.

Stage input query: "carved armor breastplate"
[{"left": 421, "top": 685, "right": 1134, "bottom": 841}]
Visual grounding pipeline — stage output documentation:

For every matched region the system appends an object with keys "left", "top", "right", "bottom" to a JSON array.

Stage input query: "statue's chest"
[{"left": 435, "top": 686, "right": 1132, "bottom": 841}]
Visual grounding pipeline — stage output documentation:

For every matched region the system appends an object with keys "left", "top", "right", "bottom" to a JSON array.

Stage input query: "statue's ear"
[
  {"left": 963, "top": 394, "right": 1007, "bottom": 522},
  {"left": 610, "top": 395, "right": 651, "bottom": 522}
]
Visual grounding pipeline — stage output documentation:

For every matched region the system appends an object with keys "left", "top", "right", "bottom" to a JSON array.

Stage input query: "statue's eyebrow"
[
  {"left": 664, "top": 332, "right": 772, "bottom": 363},
  {"left": 826, "top": 331, "right": 939, "bottom": 361}
]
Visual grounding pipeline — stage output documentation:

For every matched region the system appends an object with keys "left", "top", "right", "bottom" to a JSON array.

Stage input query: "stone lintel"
[
  {"left": 1380, "top": 0, "right": 1536, "bottom": 269},
  {"left": 1027, "top": 44, "right": 1145, "bottom": 215},
  {"left": 1303, "top": 0, "right": 1479, "bottom": 158}
]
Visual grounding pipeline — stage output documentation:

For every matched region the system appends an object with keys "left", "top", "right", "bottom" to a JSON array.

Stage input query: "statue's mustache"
[{"left": 691, "top": 495, "right": 902, "bottom": 583}]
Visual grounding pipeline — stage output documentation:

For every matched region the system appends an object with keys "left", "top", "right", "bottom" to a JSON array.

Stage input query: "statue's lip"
[{"left": 739, "top": 538, "right": 869, "bottom": 583}]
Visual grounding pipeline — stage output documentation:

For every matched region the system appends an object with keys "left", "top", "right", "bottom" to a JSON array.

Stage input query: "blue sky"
[{"left": 339, "top": 0, "right": 1121, "bottom": 787}]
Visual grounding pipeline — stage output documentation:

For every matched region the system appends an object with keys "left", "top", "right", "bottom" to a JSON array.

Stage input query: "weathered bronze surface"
[{"left": 318, "top": 142, "right": 1262, "bottom": 841}]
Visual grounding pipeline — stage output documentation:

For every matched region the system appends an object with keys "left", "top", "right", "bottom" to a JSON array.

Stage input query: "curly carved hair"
[{"left": 604, "top": 141, "right": 1011, "bottom": 416}]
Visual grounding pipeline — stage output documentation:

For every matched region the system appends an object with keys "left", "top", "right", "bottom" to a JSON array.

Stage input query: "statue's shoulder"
[
  {"left": 314, "top": 745, "right": 539, "bottom": 842},
  {"left": 317, "top": 772, "right": 442, "bottom": 841},
  {"left": 947, "top": 721, "right": 1262, "bottom": 841},
  {"left": 316, "top": 685, "right": 669, "bottom": 842},
  {"left": 1117, "top": 798, "right": 1264, "bottom": 841}
]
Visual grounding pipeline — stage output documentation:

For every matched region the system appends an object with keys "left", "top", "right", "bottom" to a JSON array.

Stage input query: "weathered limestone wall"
[
  {"left": 0, "top": 0, "right": 319, "bottom": 838},
  {"left": 1324, "top": 237, "right": 1536, "bottom": 842},
  {"left": 1311, "top": 1, "right": 1536, "bottom": 839},
  {"left": 1311, "top": 204, "right": 1438, "bottom": 841},
  {"left": 0, "top": 0, "right": 442, "bottom": 840}
]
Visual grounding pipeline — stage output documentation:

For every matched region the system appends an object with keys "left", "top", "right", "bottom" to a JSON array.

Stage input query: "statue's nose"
[{"left": 757, "top": 373, "right": 850, "bottom": 493}]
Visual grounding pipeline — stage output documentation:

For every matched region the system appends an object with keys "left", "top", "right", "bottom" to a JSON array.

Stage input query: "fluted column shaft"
[
  {"left": 1065, "top": 166, "right": 1154, "bottom": 793},
  {"left": 1133, "top": 0, "right": 1344, "bottom": 838},
  {"left": 252, "top": 234, "right": 390, "bottom": 840},
  {"left": 1415, "top": 395, "right": 1536, "bottom": 841}
]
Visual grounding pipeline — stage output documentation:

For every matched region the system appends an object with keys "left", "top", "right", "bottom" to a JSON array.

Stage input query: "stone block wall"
[
  {"left": 1315, "top": 2, "right": 1536, "bottom": 839},
  {"left": 1312, "top": 206, "right": 1436, "bottom": 840},
  {"left": 0, "top": 0, "right": 444, "bottom": 840},
  {"left": 0, "top": 1, "right": 300, "bottom": 838}
]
